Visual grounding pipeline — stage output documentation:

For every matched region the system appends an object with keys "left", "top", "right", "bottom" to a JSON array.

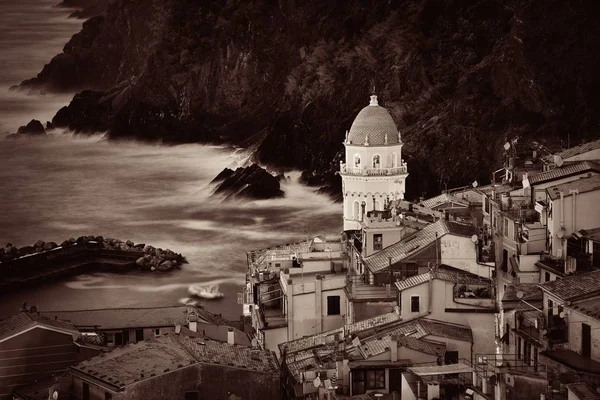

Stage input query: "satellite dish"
[
  {"left": 516, "top": 291, "right": 524, "bottom": 299},
  {"left": 557, "top": 229, "right": 565, "bottom": 239},
  {"left": 554, "top": 155, "right": 564, "bottom": 167},
  {"left": 175, "top": 325, "right": 181, "bottom": 334},
  {"left": 471, "top": 235, "right": 478, "bottom": 243},
  {"left": 472, "top": 180, "right": 478, "bottom": 188},
  {"left": 52, "top": 391, "right": 59, "bottom": 400},
  {"left": 559, "top": 311, "right": 565, "bottom": 318},
  {"left": 504, "top": 142, "right": 511, "bottom": 151}
]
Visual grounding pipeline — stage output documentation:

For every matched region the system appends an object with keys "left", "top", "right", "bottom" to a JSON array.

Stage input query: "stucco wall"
[
  {"left": 441, "top": 235, "right": 492, "bottom": 279},
  {"left": 0, "top": 327, "right": 85, "bottom": 399},
  {"left": 567, "top": 309, "right": 600, "bottom": 360}
]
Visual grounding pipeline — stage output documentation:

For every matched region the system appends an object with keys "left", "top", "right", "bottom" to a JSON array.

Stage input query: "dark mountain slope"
[{"left": 21, "top": 0, "right": 600, "bottom": 199}]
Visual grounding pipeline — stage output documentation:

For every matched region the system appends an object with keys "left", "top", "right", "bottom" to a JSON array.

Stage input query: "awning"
[{"left": 408, "top": 362, "right": 473, "bottom": 376}]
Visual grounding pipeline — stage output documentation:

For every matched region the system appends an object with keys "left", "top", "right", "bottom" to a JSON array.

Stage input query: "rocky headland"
[
  {"left": 11, "top": 0, "right": 600, "bottom": 199},
  {"left": 4, "top": 120, "right": 48, "bottom": 140}
]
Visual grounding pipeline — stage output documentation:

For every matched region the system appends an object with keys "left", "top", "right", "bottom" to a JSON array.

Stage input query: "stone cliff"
[{"left": 17, "top": 0, "right": 600, "bottom": 199}]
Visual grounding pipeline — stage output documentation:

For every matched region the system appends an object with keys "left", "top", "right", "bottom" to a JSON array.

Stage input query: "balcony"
[
  {"left": 514, "top": 310, "right": 545, "bottom": 345},
  {"left": 345, "top": 275, "right": 397, "bottom": 302},
  {"left": 340, "top": 163, "right": 408, "bottom": 177}
]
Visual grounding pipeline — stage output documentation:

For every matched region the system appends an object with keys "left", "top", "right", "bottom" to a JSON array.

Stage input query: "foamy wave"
[{"left": 188, "top": 283, "right": 224, "bottom": 299}]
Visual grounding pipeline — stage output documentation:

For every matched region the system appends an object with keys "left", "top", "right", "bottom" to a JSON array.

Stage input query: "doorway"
[{"left": 582, "top": 323, "right": 591, "bottom": 358}]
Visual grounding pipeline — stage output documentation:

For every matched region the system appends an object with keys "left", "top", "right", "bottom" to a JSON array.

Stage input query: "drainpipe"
[
  {"left": 570, "top": 190, "right": 578, "bottom": 234},
  {"left": 428, "top": 272, "right": 433, "bottom": 314},
  {"left": 560, "top": 192, "right": 565, "bottom": 230}
]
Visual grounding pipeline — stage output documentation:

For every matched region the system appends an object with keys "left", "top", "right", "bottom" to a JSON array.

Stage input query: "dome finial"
[{"left": 369, "top": 94, "right": 378, "bottom": 106}]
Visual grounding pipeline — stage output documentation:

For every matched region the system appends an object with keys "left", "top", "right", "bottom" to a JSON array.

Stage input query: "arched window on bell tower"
[
  {"left": 354, "top": 154, "right": 361, "bottom": 168},
  {"left": 392, "top": 152, "right": 398, "bottom": 168},
  {"left": 372, "top": 154, "right": 381, "bottom": 169}
]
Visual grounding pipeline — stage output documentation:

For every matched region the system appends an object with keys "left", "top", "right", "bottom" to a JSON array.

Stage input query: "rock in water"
[
  {"left": 210, "top": 168, "right": 234, "bottom": 184},
  {"left": 212, "top": 164, "right": 284, "bottom": 200},
  {"left": 17, "top": 120, "right": 47, "bottom": 136}
]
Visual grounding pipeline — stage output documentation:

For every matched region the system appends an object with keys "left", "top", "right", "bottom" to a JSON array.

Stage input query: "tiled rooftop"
[
  {"left": 41, "top": 306, "right": 233, "bottom": 330},
  {"left": 546, "top": 174, "right": 600, "bottom": 200},
  {"left": 475, "top": 183, "right": 514, "bottom": 196},
  {"left": 538, "top": 269, "right": 600, "bottom": 302},
  {"left": 347, "top": 98, "right": 400, "bottom": 146},
  {"left": 581, "top": 227, "right": 600, "bottom": 243},
  {"left": 526, "top": 161, "right": 600, "bottom": 185},
  {"left": 395, "top": 265, "right": 490, "bottom": 292},
  {"left": 280, "top": 311, "right": 401, "bottom": 355},
  {"left": 176, "top": 335, "right": 279, "bottom": 372},
  {"left": 0, "top": 311, "right": 78, "bottom": 341},
  {"left": 73, "top": 335, "right": 196, "bottom": 389},
  {"left": 73, "top": 334, "right": 279, "bottom": 388},
  {"left": 365, "top": 220, "right": 477, "bottom": 273},
  {"left": 570, "top": 297, "right": 600, "bottom": 320},
  {"left": 541, "top": 138, "right": 600, "bottom": 164},
  {"left": 566, "top": 382, "right": 600, "bottom": 400},
  {"left": 419, "top": 193, "right": 469, "bottom": 210},
  {"left": 502, "top": 284, "right": 543, "bottom": 303},
  {"left": 396, "top": 335, "right": 445, "bottom": 357},
  {"left": 418, "top": 319, "right": 473, "bottom": 342}
]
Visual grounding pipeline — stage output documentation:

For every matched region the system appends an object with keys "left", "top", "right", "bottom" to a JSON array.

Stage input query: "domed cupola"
[
  {"left": 347, "top": 95, "right": 401, "bottom": 146},
  {"left": 340, "top": 94, "right": 409, "bottom": 231}
]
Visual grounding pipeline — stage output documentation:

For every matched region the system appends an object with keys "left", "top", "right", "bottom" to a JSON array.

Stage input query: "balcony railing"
[{"left": 340, "top": 164, "right": 408, "bottom": 176}]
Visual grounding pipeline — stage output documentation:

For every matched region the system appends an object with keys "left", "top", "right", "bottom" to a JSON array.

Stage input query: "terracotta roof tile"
[
  {"left": 538, "top": 269, "right": 600, "bottom": 301},
  {"left": 570, "top": 297, "right": 600, "bottom": 320},
  {"left": 395, "top": 273, "right": 431, "bottom": 292},
  {"left": 502, "top": 284, "right": 543, "bottom": 303},
  {"left": 395, "top": 266, "right": 489, "bottom": 292},
  {"left": 546, "top": 175, "right": 600, "bottom": 200},
  {"left": 280, "top": 311, "right": 401, "bottom": 354},
  {"left": 418, "top": 319, "right": 473, "bottom": 343},
  {"left": 396, "top": 336, "right": 446, "bottom": 357},
  {"left": 541, "top": 139, "right": 600, "bottom": 164},
  {"left": 566, "top": 382, "right": 600, "bottom": 400},
  {"left": 420, "top": 193, "right": 469, "bottom": 210},
  {"left": 41, "top": 306, "right": 233, "bottom": 330},
  {"left": 73, "top": 334, "right": 279, "bottom": 388},
  {"left": 527, "top": 161, "right": 600, "bottom": 185},
  {"left": 0, "top": 312, "right": 78, "bottom": 341}
]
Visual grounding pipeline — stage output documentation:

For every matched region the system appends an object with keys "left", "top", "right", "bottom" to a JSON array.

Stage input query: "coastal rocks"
[
  {"left": 0, "top": 236, "right": 186, "bottom": 272},
  {"left": 212, "top": 164, "right": 284, "bottom": 200},
  {"left": 4, "top": 120, "right": 47, "bottom": 140},
  {"left": 134, "top": 246, "right": 187, "bottom": 272}
]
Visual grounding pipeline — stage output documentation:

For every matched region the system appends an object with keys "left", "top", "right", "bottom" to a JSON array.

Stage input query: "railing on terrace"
[
  {"left": 474, "top": 354, "right": 547, "bottom": 376},
  {"left": 340, "top": 164, "right": 408, "bottom": 176}
]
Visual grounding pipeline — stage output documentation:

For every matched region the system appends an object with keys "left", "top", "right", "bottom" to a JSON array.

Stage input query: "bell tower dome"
[{"left": 340, "top": 95, "right": 408, "bottom": 231}]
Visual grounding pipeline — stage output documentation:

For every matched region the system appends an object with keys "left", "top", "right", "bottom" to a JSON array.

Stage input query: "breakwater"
[{"left": 0, "top": 236, "right": 187, "bottom": 294}]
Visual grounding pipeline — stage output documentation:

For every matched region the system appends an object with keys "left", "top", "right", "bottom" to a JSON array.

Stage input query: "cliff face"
[{"left": 24, "top": 0, "right": 600, "bottom": 199}]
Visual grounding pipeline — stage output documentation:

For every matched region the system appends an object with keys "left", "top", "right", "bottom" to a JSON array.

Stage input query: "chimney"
[
  {"left": 187, "top": 307, "right": 198, "bottom": 332},
  {"left": 390, "top": 335, "right": 398, "bottom": 362},
  {"left": 227, "top": 328, "right": 235, "bottom": 345}
]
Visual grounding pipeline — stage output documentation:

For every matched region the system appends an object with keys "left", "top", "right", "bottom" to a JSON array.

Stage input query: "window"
[
  {"left": 352, "top": 369, "right": 385, "bottom": 395},
  {"left": 185, "top": 392, "right": 199, "bottom": 400},
  {"left": 83, "top": 382, "right": 90, "bottom": 400},
  {"left": 105, "top": 392, "right": 113, "bottom": 400},
  {"left": 373, "top": 234, "right": 383, "bottom": 251},
  {"left": 135, "top": 329, "right": 144, "bottom": 342},
  {"left": 545, "top": 272, "right": 550, "bottom": 282},
  {"left": 505, "top": 323, "right": 510, "bottom": 346},
  {"left": 372, "top": 154, "right": 381, "bottom": 168},
  {"left": 517, "top": 337, "right": 522, "bottom": 359},
  {"left": 410, "top": 296, "right": 420, "bottom": 313},
  {"left": 327, "top": 296, "right": 341, "bottom": 315},
  {"left": 154, "top": 328, "right": 161, "bottom": 337},
  {"left": 366, "top": 369, "right": 385, "bottom": 389},
  {"left": 504, "top": 218, "right": 509, "bottom": 238},
  {"left": 392, "top": 152, "right": 398, "bottom": 168},
  {"left": 354, "top": 154, "right": 361, "bottom": 168}
]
